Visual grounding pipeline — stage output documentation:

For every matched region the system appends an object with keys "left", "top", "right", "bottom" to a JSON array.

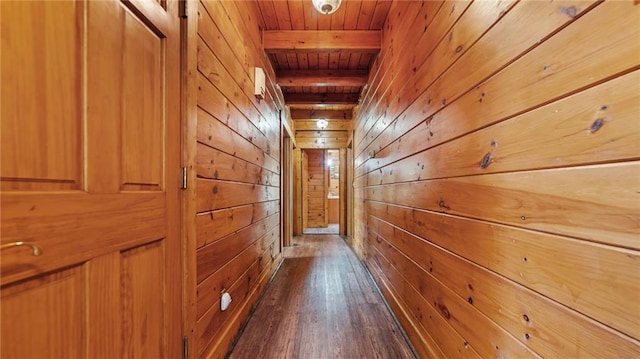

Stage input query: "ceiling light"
[
  {"left": 312, "top": 0, "right": 342, "bottom": 15},
  {"left": 316, "top": 119, "right": 328, "bottom": 129}
]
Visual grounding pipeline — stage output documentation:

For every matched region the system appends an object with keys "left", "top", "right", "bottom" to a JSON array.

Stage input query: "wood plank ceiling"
[{"left": 258, "top": 0, "right": 391, "bottom": 125}]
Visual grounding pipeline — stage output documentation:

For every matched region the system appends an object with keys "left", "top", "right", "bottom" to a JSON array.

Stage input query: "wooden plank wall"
[
  {"left": 306, "top": 149, "right": 327, "bottom": 227},
  {"left": 295, "top": 127, "right": 351, "bottom": 149},
  {"left": 190, "top": 1, "right": 284, "bottom": 357},
  {"left": 352, "top": 1, "right": 640, "bottom": 358},
  {"left": 293, "top": 147, "right": 302, "bottom": 235}
]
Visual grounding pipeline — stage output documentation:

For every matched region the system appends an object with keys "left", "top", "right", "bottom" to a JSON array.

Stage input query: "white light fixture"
[
  {"left": 312, "top": 0, "right": 342, "bottom": 15},
  {"left": 316, "top": 119, "right": 328, "bottom": 129},
  {"left": 253, "top": 67, "right": 265, "bottom": 99}
]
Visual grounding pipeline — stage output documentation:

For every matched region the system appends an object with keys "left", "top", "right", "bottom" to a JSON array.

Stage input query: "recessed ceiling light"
[{"left": 312, "top": 0, "right": 342, "bottom": 15}]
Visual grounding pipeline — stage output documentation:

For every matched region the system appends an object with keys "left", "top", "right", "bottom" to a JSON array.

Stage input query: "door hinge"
[
  {"left": 182, "top": 335, "right": 188, "bottom": 359},
  {"left": 181, "top": 167, "right": 188, "bottom": 190},
  {"left": 179, "top": 0, "right": 188, "bottom": 18}
]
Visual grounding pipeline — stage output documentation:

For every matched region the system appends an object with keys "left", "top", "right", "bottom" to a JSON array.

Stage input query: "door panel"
[
  {"left": 122, "top": 8, "right": 164, "bottom": 191},
  {"left": 0, "top": 0, "right": 83, "bottom": 191},
  {"left": 122, "top": 241, "right": 164, "bottom": 358},
  {"left": 1, "top": 266, "right": 85, "bottom": 358},
  {"left": 0, "top": 0, "right": 181, "bottom": 357}
]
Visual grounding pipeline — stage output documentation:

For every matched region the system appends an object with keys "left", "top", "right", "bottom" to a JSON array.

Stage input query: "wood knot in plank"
[
  {"left": 590, "top": 118, "right": 604, "bottom": 133},
  {"left": 437, "top": 303, "right": 451, "bottom": 319},
  {"left": 480, "top": 153, "right": 492, "bottom": 169},
  {"left": 560, "top": 6, "right": 578, "bottom": 18}
]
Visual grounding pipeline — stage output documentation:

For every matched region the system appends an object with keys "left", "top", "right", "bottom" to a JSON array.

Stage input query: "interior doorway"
[{"left": 300, "top": 149, "right": 340, "bottom": 235}]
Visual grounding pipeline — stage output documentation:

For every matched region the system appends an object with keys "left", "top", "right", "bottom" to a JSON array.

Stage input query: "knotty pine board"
[
  {"left": 196, "top": 213, "right": 280, "bottom": 284},
  {"left": 367, "top": 201, "right": 640, "bottom": 339},
  {"left": 368, "top": 217, "right": 639, "bottom": 357},
  {"left": 361, "top": 70, "right": 640, "bottom": 181},
  {"left": 355, "top": 0, "right": 605, "bottom": 171},
  {"left": 199, "top": 0, "right": 280, "bottom": 150},
  {"left": 197, "top": 107, "right": 279, "bottom": 174},
  {"left": 196, "top": 200, "right": 279, "bottom": 248},
  {"left": 369, "top": 226, "right": 539, "bottom": 359},
  {"left": 197, "top": 142, "right": 280, "bottom": 187},
  {"left": 351, "top": 1, "right": 640, "bottom": 357},
  {"left": 191, "top": 1, "right": 283, "bottom": 357},
  {"left": 365, "top": 162, "right": 639, "bottom": 248},
  {"left": 197, "top": 226, "right": 279, "bottom": 319}
]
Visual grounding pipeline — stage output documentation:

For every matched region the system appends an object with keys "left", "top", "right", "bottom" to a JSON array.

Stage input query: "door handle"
[{"left": 1, "top": 241, "right": 42, "bottom": 256}]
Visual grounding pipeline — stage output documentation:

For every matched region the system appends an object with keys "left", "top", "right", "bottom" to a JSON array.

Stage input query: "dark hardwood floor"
[{"left": 228, "top": 234, "right": 416, "bottom": 359}]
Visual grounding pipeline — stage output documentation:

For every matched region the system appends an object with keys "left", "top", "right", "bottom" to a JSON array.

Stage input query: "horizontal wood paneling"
[
  {"left": 197, "top": 143, "right": 279, "bottom": 186},
  {"left": 197, "top": 228, "right": 279, "bottom": 356},
  {"left": 196, "top": 200, "right": 279, "bottom": 249},
  {"left": 366, "top": 163, "right": 639, "bottom": 248},
  {"left": 369, "top": 215, "right": 640, "bottom": 357},
  {"left": 197, "top": 224, "right": 279, "bottom": 318},
  {"left": 352, "top": 0, "right": 640, "bottom": 357},
  {"left": 367, "top": 201, "right": 640, "bottom": 340},
  {"left": 196, "top": 213, "right": 278, "bottom": 282},
  {"left": 369, "top": 235, "right": 536, "bottom": 359},
  {"left": 356, "top": 0, "right": 603, "bottom": 171},
  {"left": 362, "top": 70, "right": 640, "bottom": 181},
  {"left": 196, "top": 179, "right": 279, "bottom": 213},
  {"left": 191, "top": 0, "right": 284, "bottom": 357}
]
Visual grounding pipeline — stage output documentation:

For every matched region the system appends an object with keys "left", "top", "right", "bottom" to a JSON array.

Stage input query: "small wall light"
[
  {"left": 254, "top": 67, "right": 265, "bottom": 99},
  {"left": 312, "top": 0, "right": 342, "bottom": 15},
  {"left": 316, "top": 119, "right": 328, "bottom": 129}
]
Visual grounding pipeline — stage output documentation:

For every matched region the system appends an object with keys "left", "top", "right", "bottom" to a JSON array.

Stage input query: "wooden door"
[
  {"left": 282, "top": 131, "right": 293, "bottom": 247},
  {"left": 0, "top": 0, "right": 182, "bottom": 357},
  {"left": 306, "top": 150, "right": 326, "bottom": 228},
  {"left": 323, "top": 150, "right": 329, "bottom": 228},
  {"left": 302, "top": 151, "right": 309, "bottom": 231}
]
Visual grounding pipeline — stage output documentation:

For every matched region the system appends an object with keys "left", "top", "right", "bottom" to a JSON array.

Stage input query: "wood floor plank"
[{"left": 229, "top": 234, "right": 416, "bottom": 359}]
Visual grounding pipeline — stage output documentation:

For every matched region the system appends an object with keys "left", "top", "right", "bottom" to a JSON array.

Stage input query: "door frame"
[
  {"left": 181, "top": 0, "right": 198, "bottom": 356},
  {"left": 281, "top": 114, "right": 294, "bottom": 247}
]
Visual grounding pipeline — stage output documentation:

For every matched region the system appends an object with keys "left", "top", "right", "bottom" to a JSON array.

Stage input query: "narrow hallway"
[{"left": 229, "top": 235, "right": 416, "bottom": 359}]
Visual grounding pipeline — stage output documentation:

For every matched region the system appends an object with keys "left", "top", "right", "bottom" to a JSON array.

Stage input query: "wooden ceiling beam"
[
  {"left": 294, "top": 120, "right": 352, "bottom": 131},
  {"left": 290, "top": 109, "right": 352, "bottom": 120},
  {"left": 296, "top": 137, "right": 350, "bottom": 149},
  {"left": 263, "top": 30, "right": 381, "bottom": 53},
  {"left": 277, "top": 70, "right": 368, "bottom": 87},
  {"left": 284, "top": 93, "right": 360, "bottom": 105}
]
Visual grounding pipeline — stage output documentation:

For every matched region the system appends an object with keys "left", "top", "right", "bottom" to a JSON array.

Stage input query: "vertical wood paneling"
[
  {"left": 190, "top": 0, "right": 284, "bottom": 357},
  {"left": 293, "top": 147, "right": 302, "bottom": 235},
  {"left": 352, "top": 1, "right": 640, "bottom": 357},
  {"left": 306, "top": 149, "right": 326, "bottom": 227}
]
